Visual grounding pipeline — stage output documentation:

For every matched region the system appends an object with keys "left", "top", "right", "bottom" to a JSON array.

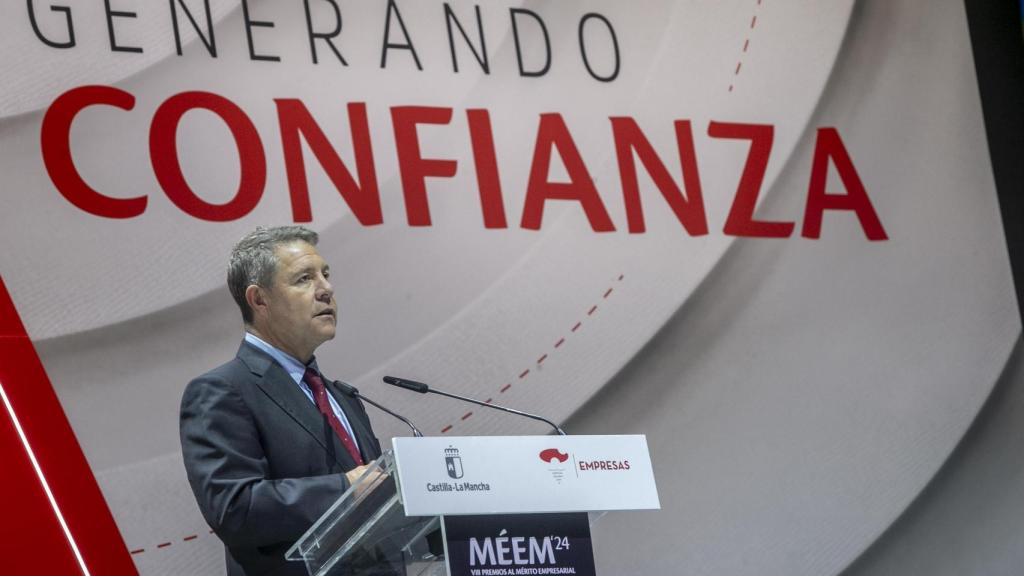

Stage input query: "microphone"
[
  {"left": 334, "top": 380, "right": 423, "bottom": 438},
  {"left": 382, "top": 376, "right": 566, "bottom": 436},
  {"left": 382, "top": 375, "right": 428, "bottom": 393}
]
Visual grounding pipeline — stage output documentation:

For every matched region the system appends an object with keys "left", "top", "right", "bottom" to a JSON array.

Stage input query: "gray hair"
[{"left": 228, "top": 225, "right": 319, "bottom": 323}]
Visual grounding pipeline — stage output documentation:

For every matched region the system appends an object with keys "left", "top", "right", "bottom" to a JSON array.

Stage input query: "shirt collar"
[{"left": 244, "top": 332, "right": 317, "bottom": 385}]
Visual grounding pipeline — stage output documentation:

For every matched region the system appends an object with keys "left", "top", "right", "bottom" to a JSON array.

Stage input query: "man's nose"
[{"left": 316, "top": 276, "right": 334, "bottom": 301}]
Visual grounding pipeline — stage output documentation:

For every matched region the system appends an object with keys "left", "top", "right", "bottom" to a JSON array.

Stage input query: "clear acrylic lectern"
[{"left": 285, "top": 450, "right": 445, "bottom": 576}]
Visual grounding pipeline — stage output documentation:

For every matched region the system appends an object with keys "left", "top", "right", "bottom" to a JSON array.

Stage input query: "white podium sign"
[{"left": 392, "top": 435, "right": 660, "bottom": 516}]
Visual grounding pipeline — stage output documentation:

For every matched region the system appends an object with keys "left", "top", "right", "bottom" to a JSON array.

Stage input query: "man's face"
[{"left": 260, "top": 241, "right": 337, "bottom": 361}]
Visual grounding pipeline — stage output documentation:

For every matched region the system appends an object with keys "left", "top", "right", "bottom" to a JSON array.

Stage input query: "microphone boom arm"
[
  {"left": 358, "top": 393, "right": 424, "bottom": 438},
  {"left": 383, "top": 375, "right": 565, "bottom": 435},
  {"left": 335, "top": 380, "right": 424, "bottom": 437},
  {"left": 430, "top": 388, "right": 566, "bottom": 436}
]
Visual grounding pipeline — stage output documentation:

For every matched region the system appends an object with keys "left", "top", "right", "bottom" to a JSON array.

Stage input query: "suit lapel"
[{"left": 238, "top": 342, "right": 352, "bottom": 469}]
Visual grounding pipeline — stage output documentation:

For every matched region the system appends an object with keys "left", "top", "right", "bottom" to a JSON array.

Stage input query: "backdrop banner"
[{"left": 0, "top": 1, "right": 1017, "bottom": 575}]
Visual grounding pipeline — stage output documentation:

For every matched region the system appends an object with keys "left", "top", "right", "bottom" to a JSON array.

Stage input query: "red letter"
[
  {"left": 466, "top": 109, "right": 508, "bottom": 229},
  {"left": 802, "top": 128, "right": 887, "bottom": 240},
  {"left": 709, "top": 121, "right": 793, "bottom": 238},
  {"left": 521, "top": 113, "right": 614, "bottom": 232},
  {"left": 391, "top": 106, "right": 458, "bottom": 226},
  {"left": 611, "top": 117, "right": 707, "bottom": 235},
  {"left": 41, "top": 85, "right": 146, "bottom": 218},
  {"left": 276, "top": 100, "right": 382, "bottom": 225},
  {"left": 150, "top": 91, "right": 265, "bottom": 222}
]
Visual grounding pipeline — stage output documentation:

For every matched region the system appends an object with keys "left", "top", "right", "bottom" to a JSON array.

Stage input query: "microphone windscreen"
[
  {"left": 383, "top": 376, "right": 429, "bottom": 393},
  {"left": 332, "top": 380, "right": 359, "bottom": 397}
]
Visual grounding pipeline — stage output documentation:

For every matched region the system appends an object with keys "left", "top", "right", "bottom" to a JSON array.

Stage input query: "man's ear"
[{"left": 245, "top": 285, "right": 269, "bottom": 318}]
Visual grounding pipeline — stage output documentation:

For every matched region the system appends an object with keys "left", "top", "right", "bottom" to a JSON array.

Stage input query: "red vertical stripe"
[{"left": 0, "top": 276, "right": 137, "bottom": 575}]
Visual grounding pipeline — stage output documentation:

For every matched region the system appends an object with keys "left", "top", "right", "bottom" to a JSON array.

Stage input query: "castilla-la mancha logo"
[
  {"left": 445, "top": 446, "right": 464, "bottom": 479},
  {"left": 539, "top": 448, "right": 570, "bottom": 483}
]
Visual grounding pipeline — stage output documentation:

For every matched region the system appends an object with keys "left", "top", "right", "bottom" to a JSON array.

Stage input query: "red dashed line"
[
  {"left": 438, "top": 274, "right": 625, "bottom": 433},
  {"left": 729, "top": 1, "right": 764, "bottom": 93},
  {"left": 128, "top": 527, "right": 210, "bottom": 556}
]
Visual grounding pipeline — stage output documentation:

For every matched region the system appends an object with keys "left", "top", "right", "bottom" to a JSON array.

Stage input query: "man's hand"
[{"left": 345, "top": 460, "right": 385, "bottom": 496}]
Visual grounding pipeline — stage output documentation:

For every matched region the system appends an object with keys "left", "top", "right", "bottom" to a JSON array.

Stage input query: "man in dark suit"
[{"left": 180, "top": 226, "right": 384, "bottom": 576}]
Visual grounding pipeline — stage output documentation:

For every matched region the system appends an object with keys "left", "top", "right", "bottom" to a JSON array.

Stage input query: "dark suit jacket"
[{"left": 180, "top": 340, "right": 383, "bottom": 576}]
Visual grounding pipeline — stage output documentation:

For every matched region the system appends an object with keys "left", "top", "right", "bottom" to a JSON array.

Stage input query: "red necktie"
[{"left": 303, "top": 367, "right": 364, "bottom": 466}]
